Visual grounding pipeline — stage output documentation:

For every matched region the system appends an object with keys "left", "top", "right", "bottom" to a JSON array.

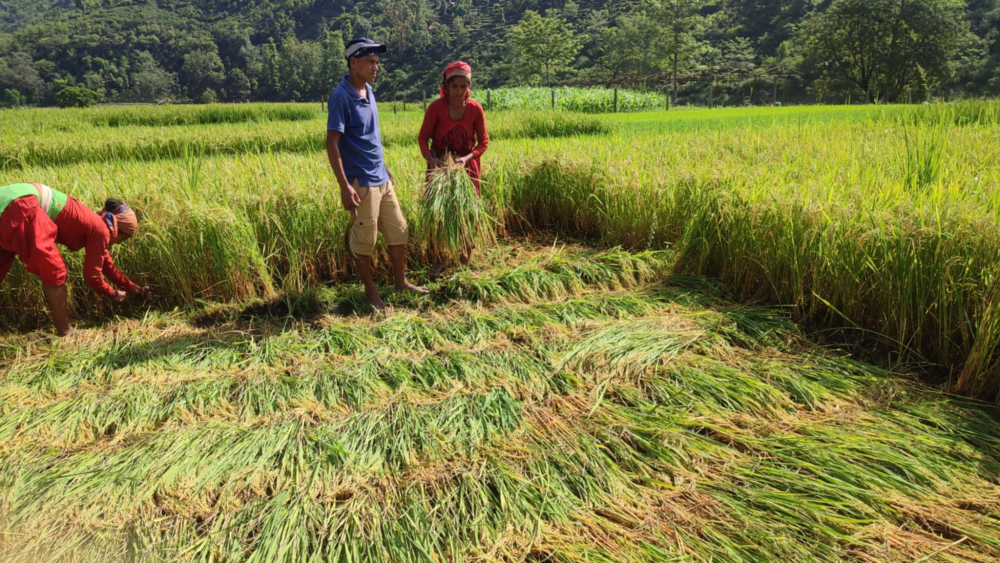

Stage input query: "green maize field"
[
  {"left": 0, "top": 101, "right": 998, "bottom": 562},
  {"left": 471, "top": 86, "right": 665, "bottom": 113}
]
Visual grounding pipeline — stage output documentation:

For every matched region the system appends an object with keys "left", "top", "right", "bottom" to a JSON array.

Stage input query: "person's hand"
[
  {"left": 455, "top": 154, "right": 471, "bottom": 166},
  {"left": 131, "top": 285, "right": 150, "bottom": 295},
  {"left": 341, "top": 185, "right": 360, "bottom": 210},
  {"left": 426, "top": 154, "right": 443, "bottom": 168},
  {"left": 112, "top": 290, "right": 127, "bottom": 303}
]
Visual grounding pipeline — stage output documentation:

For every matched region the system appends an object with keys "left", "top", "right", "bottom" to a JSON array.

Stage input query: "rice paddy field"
[{"left": 1, "top": 101, "right": 999, "bottom": 562}]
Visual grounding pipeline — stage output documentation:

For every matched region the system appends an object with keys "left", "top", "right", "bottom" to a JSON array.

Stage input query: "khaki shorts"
[{"left": 350, "top": 179, "right": 409, "bottom": 257}]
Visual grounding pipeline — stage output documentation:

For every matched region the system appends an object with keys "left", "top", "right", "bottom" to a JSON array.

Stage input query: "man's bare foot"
[
  {"left": 396, "top": 281, "right": 430, "bottom": 294},
  {"left": 365, "top": 287, "right": 386, "bottom": 310}
]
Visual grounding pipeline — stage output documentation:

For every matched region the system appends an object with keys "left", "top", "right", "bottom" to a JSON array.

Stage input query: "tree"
[
  {"left": 195, "top": 88, "right": 218, "bottom": 104},
  {"left": 224, "top": 68, "right": 251, "bottom": 102},
  {"left": 279, "top": 39, "right": 324, "bottom": 101},
  {"left": 805, "top": 0, "right": 969, "bottom": 102},
  {"left": 74, "top": 0, "right": 99, "bottom": 13},
  {"left": 508, "top": 10, "right": 580, "bottom": 87},
  {"left": 0, "top": 52, "right": 43, "bottom": 104},
  {"left": 596, "top": 13, "right": 660, "bottom": 83},
  {"left": 320, "top": 31, "right": 348, "bottom": 93},
  {"left": 129, "top": 51, "right": 177, "bottom": 102},
  {"left": 130, "top": 52, "right": 177, "bottom": 102},
  {"left": 54, "top": 86, "right": 100, "bottom": 108},
  {"left": 181, "top": 48, "right": 226, "bottom": 101},
  {"left": 1, "top": 89, "right": 23, "bottom": 108},
  {"left": 258, "top": 39, "right": 282, "bottom": 100},
  {"left": 381, "top": 0, "right": 417, "bottom": 52},
  {"left": 647, "top": 0, "right": 718, "bottom": 105}
]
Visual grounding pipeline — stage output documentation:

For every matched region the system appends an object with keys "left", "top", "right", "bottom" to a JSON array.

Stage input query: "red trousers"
[{"left": 0, "top": 196, "right": 67, "bottom": 287}]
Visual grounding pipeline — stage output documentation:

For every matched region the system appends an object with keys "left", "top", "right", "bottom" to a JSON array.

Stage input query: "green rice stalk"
[{"left": 420, "top": 161, "right": 495, "bottom": 260}]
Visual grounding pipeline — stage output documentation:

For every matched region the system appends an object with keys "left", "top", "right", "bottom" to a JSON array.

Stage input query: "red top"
[
  {"left": 55, "top": 197, "right": 136, "bottom": 296},
  {"left": 0, "top": 195, "right": 66, "bottom": 288},
  {"left": 418, "top": 98, "right": 489, "bottom": 191}
]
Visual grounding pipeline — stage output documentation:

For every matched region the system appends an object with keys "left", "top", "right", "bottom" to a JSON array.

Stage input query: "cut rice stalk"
[{"left": 420, "top": 160, "right": 496, "bottom": 261}]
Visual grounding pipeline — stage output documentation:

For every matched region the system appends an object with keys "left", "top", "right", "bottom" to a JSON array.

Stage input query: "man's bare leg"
[
  {"left": 43, "top": 284, "right": 73, "bottom": 337},
  {"left": 389, "top": 245, "right": 429, "bottom": 294},
  {"left": 356, "top": 256, "right": 385, "bottom": 310}
]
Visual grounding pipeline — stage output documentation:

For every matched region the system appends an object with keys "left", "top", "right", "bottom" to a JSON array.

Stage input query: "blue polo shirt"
[{"left": 327, "top": 76, "right": 389, "bottom": 187}]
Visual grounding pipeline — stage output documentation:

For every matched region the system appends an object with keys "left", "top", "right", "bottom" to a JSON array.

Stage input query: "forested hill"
[{"left": 0, "top": 0, "right": 998, "bottom": 107}]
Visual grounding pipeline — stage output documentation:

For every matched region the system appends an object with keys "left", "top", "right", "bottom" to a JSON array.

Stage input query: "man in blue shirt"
[{"left": 327, "top": 37, "right": 427, "bottom": 310}]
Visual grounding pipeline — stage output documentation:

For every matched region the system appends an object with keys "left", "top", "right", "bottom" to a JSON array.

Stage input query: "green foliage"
[
  {"left": 0, "top": 0, "right": 997, "bottom": 104},
  {"left": 224, "top": 68, "right": 251, "bottom": 102},
  {"left": 476, "top": 86, "right": 663, "bottom": 113},
  {"left": 0, "top": 52, "right": 41, "bottom": 103},
  {"left": 128, "top": 51, "right": 177, "bottom": 103},
  {"left": 647, "top": 0, "right": 719, "bottom": 103},
  {"left": 53, "top": 86, "right": 99, "bottom": 108},
  {"left": 181, "top": 48, "right": 225, "bottom": 102},
  {"left": 805, "top": 0, "right": 970, "bottom": 102},
  {"left": 508, "top": 10, "right": 581, "bottom": 87},
  {"left": 1, "top": 88, "right": 21, "bottom": 107}
]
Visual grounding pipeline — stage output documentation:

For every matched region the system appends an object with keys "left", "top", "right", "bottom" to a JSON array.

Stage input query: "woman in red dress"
[
  {"left": 418, "top": 61, "right": 490, "bottom": 278},
  {"left": 0, "top": 183, "right": 148, "bottom": 336}
]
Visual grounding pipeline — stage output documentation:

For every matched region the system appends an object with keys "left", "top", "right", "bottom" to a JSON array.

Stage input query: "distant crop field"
[
  {"left": 1, "top": 101, "right": 999, "bottom": 562},
  {"left": 473, "top": 86, "right": 665, "bottom": 113}
]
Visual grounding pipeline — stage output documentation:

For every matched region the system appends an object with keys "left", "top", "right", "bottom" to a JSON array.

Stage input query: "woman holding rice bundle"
[
  {"left": 418, "top": 61, "right": 490, "bottom": 278},
  {"left": 0, "top": 182, "right": 148, "bottom": 336}
]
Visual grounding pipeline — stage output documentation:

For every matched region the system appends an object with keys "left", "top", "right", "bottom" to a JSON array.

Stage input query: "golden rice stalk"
[{"left": 420, "top": 160, "right": 495, "bottom": 260}]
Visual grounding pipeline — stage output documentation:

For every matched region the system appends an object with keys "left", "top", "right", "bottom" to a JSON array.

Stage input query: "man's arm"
[{"left": 327, "top": 130, "right": 361, "bottom": 211}]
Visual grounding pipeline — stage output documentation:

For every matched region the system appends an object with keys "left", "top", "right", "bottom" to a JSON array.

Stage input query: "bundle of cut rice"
[{"left": 420, "top": 161, "right": 495, "bottom": 259}]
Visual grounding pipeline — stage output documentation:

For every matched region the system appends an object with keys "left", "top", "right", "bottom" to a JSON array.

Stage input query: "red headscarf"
[{"left": 440, "top": 61, "right": 472, "bottom": 100}]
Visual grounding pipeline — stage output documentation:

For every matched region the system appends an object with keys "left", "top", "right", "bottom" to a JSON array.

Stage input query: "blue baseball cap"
[{"left": 345, "top": 37, "right": 387, "bottom": 59}]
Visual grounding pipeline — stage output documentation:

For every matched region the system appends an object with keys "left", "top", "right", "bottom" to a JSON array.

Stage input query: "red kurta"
[
  {"left": 418, "top": 98, "right": 489, "bottom": 193},
  {"left": 54, "top": 197, "right": 136, "bottom": 297},
  {"left": 0, "top": 196, "right": 66, "bottom": 287}
]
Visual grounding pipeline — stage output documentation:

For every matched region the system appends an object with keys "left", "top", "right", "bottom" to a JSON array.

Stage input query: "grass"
[
  {"left": 1, "top": 99, "right": 1000, "bottom": 560},
  {"left": 0, "top": 108, "right": 609, "bottom": 170},
  {"left": 86, "top": 103, "right": 322, "bottom": 127},
  {"left": 0, "top": 242, "right": 997, "bottom": 562},
  {"left": 3, "top": 102, "right": 1000, "bottom": 399},
  {"left": 473, "top": 86, "right": 665, "bottom": 113}
]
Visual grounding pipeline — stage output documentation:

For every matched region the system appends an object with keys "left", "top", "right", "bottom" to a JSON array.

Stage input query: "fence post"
[
  {"left": 321, "top": 97, "right": 325, "bottom": 112},
  {"left": 422, "top": 91, "right": 427, "bottom": 111},
  {"left": 551, "top": 89, "right": 555, "bottom": 109},
  {"left": 487, "top": 89, "right": 491, "bottom": 111},
  {"left": 613, "top": 87, "right": 618, "bottom": 113},
  {"left": 403, "top": 99, "right": 406, "bottom": 111}
]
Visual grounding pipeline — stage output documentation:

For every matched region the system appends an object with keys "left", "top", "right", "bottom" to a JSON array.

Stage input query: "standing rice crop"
[{"left": 420, "top": 162, "right": 495, "bottom": 260}]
